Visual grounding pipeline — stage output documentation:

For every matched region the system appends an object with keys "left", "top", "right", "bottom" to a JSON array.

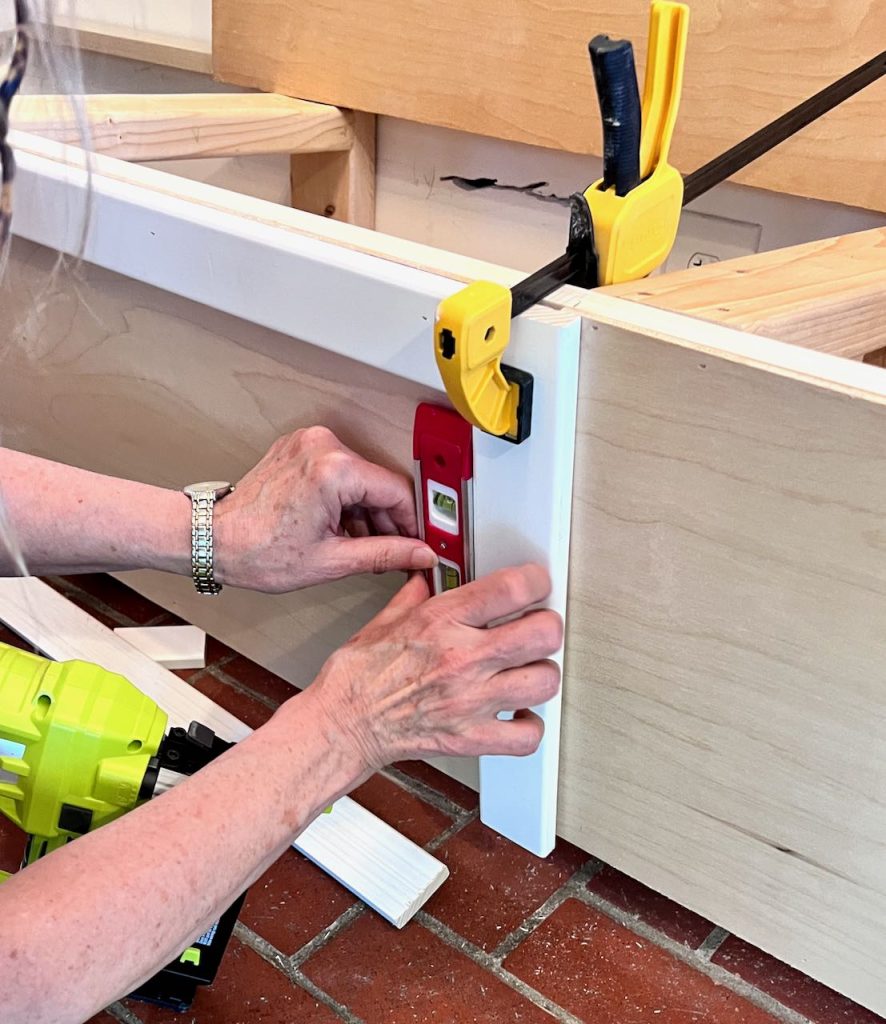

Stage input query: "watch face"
[{"left": 184, "top": 481, "right": 233, "bottom": 499}]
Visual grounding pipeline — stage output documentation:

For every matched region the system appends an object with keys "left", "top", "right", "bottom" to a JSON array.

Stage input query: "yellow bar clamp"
[
  {"left": 584, "top": 0, "right": 689, "bottom": 285},
  {"left": 433, "top": 0, "right": 689, "bottom": 439}
]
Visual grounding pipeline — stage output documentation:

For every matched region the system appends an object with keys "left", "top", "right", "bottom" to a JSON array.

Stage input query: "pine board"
[
  {"left": 606, "top": 226, "right": 886, "bottom": 360},
  {"left": 11, "top": 93, "right": 353, "bottom": 162},
  {"left": 212, "top": 0, "right": 886, "bottom": 211}
]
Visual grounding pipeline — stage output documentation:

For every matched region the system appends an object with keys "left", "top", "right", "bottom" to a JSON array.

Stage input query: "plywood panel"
[
  {"left": 7, "top": 135, "right": 588, "bottom": 838},
  {"left": 1, "top": 240, "right": 582, "bottom": 845},
  {"left": 0, "top": 239, "right": 436, "bottom": 689},
  {"left": 212, "top": 0, "right": 886, "bottom": 211},
  {"left": 559, "top": 305, "right": 886, "bottom": 1015}
]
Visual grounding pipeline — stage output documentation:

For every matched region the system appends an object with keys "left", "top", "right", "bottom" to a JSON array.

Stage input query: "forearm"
[
  {"left": 0, "top": 688, "right": 365, "bottom": 1024},
  {"left": 0, "top": 447, "right": 190, "bottom": 577}
]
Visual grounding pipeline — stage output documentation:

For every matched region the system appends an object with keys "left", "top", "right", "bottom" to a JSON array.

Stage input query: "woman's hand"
[
  {"left": 303, "top": 562, "right": 563, "bottom": 772},
  {"left": 214, "top": 426, "right": 437, "bottom": 592}
]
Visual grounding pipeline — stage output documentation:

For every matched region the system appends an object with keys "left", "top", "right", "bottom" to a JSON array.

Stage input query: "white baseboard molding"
[{"left": 0, "top": 576, "right": 448, "bottom": 926}]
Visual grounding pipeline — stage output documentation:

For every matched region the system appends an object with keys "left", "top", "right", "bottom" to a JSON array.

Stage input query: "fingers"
[
  {"left": 482, "top": 609, "right": 563, "bottom": 670},
  {"left": 468, "top": 711, "right": 545, "bottom": 757},
  {"left": 336, "top": 457, "right": 419, "bottom": 538},
  {"left": 368, "top": 508, "right": 400, "bottom": 537},
  {"left": 321, "top": 536, "right": 437, "bottom": 579},
  {"left": 341, "top": 507, "right": 371, "bottom": 538},
  {"left": 278, "top": 425, "right": 421, "bottom": 537},
  {"left": 477, "top": 659, "right": 561, "bottom": 713},
  {"left": 342, "top": 507, "right": 401, "bottom": 539},
  {"left": 372, "top": 571, "right": 431, "bottom": 623},
  {"left": 435, "top": 564, "right": 553, "bottom": 628}
]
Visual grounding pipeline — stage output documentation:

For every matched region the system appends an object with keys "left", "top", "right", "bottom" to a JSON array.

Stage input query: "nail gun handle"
[{"left": 589, "top": 34, "right": 642, "bottom": 197}]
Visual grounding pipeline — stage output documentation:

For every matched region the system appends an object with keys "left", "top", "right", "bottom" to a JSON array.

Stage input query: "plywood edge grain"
[
  {"left": 575, "top": 289, "right": 886, "bottom": 411},
  {"left": 604, "top": 227, "right": 886, "bottom": 361}
]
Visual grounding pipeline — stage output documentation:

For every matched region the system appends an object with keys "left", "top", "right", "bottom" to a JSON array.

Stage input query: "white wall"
[
  {"left": 42, "top": 0, "right": 212, "bottom": 47},
  {"left": 21, "top": 6, "right": 886, "bottom": 275}
]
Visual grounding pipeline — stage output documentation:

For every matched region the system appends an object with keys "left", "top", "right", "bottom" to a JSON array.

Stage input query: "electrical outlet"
[{"left": 663, "top": 210, "right": 762, "bottom": 273}]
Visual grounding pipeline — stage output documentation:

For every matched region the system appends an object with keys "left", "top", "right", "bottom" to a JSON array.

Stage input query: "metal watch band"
[
  {"left": 190, "top": 492, "right": 221, "bottom": 595},
  {"left": 183, "top": 482, "right": 233, "bottom": 596}
]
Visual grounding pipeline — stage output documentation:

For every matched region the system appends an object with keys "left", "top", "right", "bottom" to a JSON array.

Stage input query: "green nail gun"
[{"left": 0, "top": 640, "right": 245, "bottom": 1011}]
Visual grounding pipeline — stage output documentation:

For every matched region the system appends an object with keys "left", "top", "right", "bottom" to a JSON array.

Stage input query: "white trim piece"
[
  {"left": 475, "top": 309, "right": 581, "bottom": 857},
  {"left": 9, "top": 130, "right": 521, "bottom": 295},
  {"left": 9, "top": 131, "right": 488, "bottom": 394},
  {"left": 12, "top": 132, "right": 886, "bottom": 407},
  {"left": 295, "top": 796, "right": 446, "bottom": 927},
  {"left": 0, "top": 577, "right": 448, "bottom": 926},
  {"left": 114, "top": 625, "right": 207, "bottom": 670}
]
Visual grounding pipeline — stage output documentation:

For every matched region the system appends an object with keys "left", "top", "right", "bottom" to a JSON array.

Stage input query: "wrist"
[
  {"left": 140, "top": 487, "right": 193, "bottom": 577},
  {"left": 210, "top": 498, "right": 244, "bottom": 589},
  {"left": 270, "top": 685, "right": 373, "bottom": 800}
]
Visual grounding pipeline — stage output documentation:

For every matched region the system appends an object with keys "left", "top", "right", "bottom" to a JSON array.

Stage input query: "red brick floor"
[{"left": 0, "top": 574, "right": 881, "bottom": 1024}]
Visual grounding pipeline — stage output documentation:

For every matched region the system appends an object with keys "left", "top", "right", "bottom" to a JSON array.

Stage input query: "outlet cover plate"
[{"left": 664, "top": 210, "right": 762, "bottom": 273}]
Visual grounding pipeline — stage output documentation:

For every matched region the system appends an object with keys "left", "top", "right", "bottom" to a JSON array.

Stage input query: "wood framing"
[
  {"left": 290, "top": 111, "right": 377, "bottom": 230},
  {"left": 607, "top": 226, "right": 886, "bottom": 361},
  {"left": 11, "top": 94, "right": 354, "bottom": 162},
  {"left": 6, "top": 132, "right": 886, "bottom": 1013},
  {"left": 0, "top": 578, "right": 448, "bottom": 927},
  {"left": 13, "top": 91, "right": 378, "bottom": 228},
  {"left": 212, "top": 0, "right": 886, "bottom": 210}
]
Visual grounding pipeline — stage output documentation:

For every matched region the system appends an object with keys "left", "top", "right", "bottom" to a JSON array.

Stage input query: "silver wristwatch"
[{"left": 182, "top": 481, "right": 234, "bottom": 596}]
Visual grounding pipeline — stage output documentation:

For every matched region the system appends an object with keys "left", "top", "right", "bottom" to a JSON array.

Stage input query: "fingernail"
[{"left": 410, "top": 546, "right": 438, "bottom": 570}]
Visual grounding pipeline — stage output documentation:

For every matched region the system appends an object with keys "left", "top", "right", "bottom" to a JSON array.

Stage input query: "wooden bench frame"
[{"left": 14, "top": 90, "right": 377, "bottom": 229}]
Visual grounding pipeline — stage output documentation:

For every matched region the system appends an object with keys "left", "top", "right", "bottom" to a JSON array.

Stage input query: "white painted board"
[
  {"left": 474, "top": 310, "right": 580, "bottom": 856},
  {"left": 114, "top": 624, "right": 206, "bottom": 669}
]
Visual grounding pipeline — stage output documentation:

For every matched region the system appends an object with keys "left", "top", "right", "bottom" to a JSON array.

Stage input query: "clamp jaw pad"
[{"left": 434, "top": 281, "right": 531, "bottom": 443}]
